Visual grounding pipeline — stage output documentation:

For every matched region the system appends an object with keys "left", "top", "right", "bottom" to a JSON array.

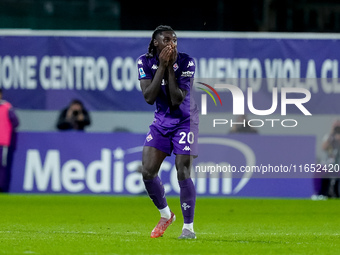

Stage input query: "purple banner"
[
  {"left": 10, "top": 132, "right": 315, "bottom": 197},
  {"left": 0, "top": 31, "right": 340, "bottom": 113}
]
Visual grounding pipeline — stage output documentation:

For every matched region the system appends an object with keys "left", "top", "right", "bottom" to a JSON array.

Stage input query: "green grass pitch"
[{"left": 1, "top": 194, "right": 339, "bottom": 255}]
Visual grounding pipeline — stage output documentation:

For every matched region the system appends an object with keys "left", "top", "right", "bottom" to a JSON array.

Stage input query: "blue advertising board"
[
  {"left": 0, "top": 31, "right": 339, "bottom": 114},
  {"left": 9, "top": 132, "right": 315, "bottom": 198}
]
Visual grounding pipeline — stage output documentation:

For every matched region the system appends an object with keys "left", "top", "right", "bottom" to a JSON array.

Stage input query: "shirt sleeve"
[
  {"left": 8, "top": 107, "right": 19, "bottom": 129},
  {"left": 177, "top": 58, "right": 195, "bottom": 91},
  {"left": 137, "top": 56, "right": 153, "bottom": 80}
]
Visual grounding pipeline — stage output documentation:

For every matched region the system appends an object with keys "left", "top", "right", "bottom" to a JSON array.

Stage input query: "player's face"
[{"left": 154, "top": 31, "right": 177, "bottom": 53}]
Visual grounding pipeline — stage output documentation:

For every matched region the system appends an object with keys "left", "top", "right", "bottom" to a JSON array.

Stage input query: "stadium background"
[
  {"left": 1, "top": 1, "right": 340, "bottom": 254},
  {"left": 1, "top": 0, "right": 340, "bottom": 197}
]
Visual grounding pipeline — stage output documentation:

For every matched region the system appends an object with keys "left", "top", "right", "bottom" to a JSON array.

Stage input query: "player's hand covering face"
[
  {"left": 155, "top": 31, "right": 177, "bottom": 67},
  {"left": 159, "top": 45, "right": 176, "bottom": 67}
]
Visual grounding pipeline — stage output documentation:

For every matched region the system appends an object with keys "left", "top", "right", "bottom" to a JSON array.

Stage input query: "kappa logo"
[
  {"left": 187, "top": 61, "right": 194, "bottom": 68},
  {"left": 182, "top": 203, "right": 191, "bottom": 211},
  {"left": 151, "top": 64, "right": 158, "bottom": 70},
  {"left": 137, "top": 59, "right": 143, "bottom": 65},
  {"left": 183, "top": 146, "right": 191, "bottom": 151},
  {"left": 146, "top": 134, "right": 153, "bottom": 142}
]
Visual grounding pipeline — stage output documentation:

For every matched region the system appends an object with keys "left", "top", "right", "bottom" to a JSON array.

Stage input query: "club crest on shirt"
[{"left": 173, "top": 63, "right": 179, "bottom": 71}]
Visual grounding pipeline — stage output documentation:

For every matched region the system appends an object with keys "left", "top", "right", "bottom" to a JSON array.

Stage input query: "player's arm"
[
  {"left": 140, "top": 47, "right": 173, "bottom": 105},
  {"left": 8, "top": 106, "right": 19, "bottom": 129},
  {"left": 140, "top": 65, "right": 166, "bottom": 105},
  {"left": 167, "top": 47, "right": 187, "bottom": 108},
  {"left": 167, "top": 66, "right": 187, "bottom": 108}
]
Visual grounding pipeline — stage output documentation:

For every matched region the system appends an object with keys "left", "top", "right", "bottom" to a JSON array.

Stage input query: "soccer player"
[{"left": 137, "top": 25, "right": 199, "bottom": 239}]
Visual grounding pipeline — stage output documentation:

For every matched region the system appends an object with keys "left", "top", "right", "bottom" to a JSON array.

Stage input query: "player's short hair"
[{"left": 146, "top": 25, "right": 175, "bottom": 58}]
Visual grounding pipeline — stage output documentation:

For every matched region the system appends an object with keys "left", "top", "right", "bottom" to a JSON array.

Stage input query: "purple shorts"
[{"left": 144, "top": 123, "right": 198, "bottom": 157}]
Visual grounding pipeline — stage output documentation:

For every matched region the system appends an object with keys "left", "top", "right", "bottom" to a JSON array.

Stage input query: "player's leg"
[
  {"left": 142, "top": 145, "right": 169, "bottom": 211},
  {"left": 172, "top": 123, "right": 198, "bottom": 239},
  {"left": 142, "top": 146, "right": 176, "bottom": 238},
  {"left": 142, "top": 126, "right": 175, "bottom": 238},
  {"left": 142, "top": 145, "right": 167, "bottom": 179},
  {"left": 175, "top": 154, "right": 193, "bottom": 181},
  {"left": 175, "top": 154, "right": 197, "bottom": 239}
]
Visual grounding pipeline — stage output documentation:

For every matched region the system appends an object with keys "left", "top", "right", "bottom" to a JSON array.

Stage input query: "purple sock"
[
  {"left": 143, "top": 176, "right": 168, "bottom": 210},
  {"left": 179, "top": 178, "right": 196, "bottom": 224}
]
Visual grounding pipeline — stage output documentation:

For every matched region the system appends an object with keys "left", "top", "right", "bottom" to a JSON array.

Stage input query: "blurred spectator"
[
  {"left": 229, "top": 115, "right": 258, "bottom": 134},
  {"left": 56, "top": 99, "right": 91, "bottom": 131},
  {"left": 0, "top": 89, "right": 19, "bottom": 192},
  {"left": 313, "top": 120, "right": 340, "bottom": 199}
]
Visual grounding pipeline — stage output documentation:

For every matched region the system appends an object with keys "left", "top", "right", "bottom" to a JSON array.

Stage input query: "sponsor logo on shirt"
[
  {"left": 139, "top": 68, "right": 146, "bottom": 78},
  {"left": 181, "top": 71, "right": 194, "bottom": 77}
]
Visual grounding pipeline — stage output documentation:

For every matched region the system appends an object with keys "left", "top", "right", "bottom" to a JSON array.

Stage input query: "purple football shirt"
[{"left": 137, "top": 52, "right": 199, "bottom": 130}]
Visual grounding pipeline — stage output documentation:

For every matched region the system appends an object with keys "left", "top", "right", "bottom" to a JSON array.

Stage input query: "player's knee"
[
  {"left": 177, "top": 168, "right": 191, "bottom": 181},
  {"left": 175, "top": 156, "right": 192, "bottom": 181},
  {"left": 141, "top": 164, "right": 158, "bottom": 180}
]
